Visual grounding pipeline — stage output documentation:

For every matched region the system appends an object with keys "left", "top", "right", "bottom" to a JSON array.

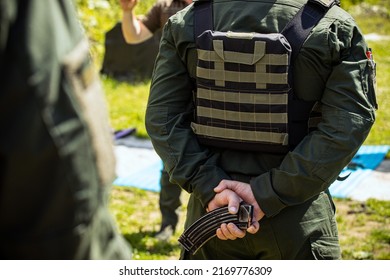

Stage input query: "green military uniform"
[
  {"left": 146, "top": 0, "right": 376, "bottom": 259},
  {"left": 142, "top": 0, "right": 191, "bottom": 236},
  {"left": 0, "top": 0, "right": 131, "bottom": 259}
]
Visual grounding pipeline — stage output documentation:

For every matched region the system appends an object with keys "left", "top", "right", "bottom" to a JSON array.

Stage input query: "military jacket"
[
  {"left": 146, "top": 0, "right": 376, "bottom": 218},
  {"left": 0, "top": 0, "right": 131, "bottom": 259}
]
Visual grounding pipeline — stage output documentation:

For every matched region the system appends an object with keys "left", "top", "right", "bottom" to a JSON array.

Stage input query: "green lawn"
[
  {"left": 363, "top": 40, "right": 390, "bottom": 145},
  {"left": 77, "top": 0, "right": 390, "bottom": 260}
]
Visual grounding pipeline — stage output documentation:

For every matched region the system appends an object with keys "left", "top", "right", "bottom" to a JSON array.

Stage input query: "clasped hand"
[{"left": 207, "top": 180, "right": 265, "bottom": 240}]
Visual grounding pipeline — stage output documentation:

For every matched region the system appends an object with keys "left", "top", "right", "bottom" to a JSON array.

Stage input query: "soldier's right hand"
[{"left": 119, "top": 0, "right": 138, "bottom": 12}]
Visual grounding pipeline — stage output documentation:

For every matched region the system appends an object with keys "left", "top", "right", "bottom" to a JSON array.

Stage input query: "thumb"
[
  {"left": 247, "top": 221, "right": 260, "bottom": 234},
  {"left": 227, "top": 192, "right": 241, "bottom": 214}
]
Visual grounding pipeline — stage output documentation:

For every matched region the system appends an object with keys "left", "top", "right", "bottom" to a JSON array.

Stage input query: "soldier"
[
  {"left": 119, "top": 0, "right": 192, "bottom": 241},
  {"left": 0, "top": 0, "right": 131, "bottom": 259},
  {"left": 145, "top": 0, "right": 377, "bottom": 259}
]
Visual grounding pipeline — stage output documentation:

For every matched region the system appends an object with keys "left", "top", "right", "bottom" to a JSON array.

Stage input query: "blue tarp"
[
  {"left": 113, "top": 145, "right": 162, "bottom": 192},
  {"left": 113, "top": 144, "right": 390, "bottom": 198},
  {"left": 329, "top": 145, "right": 390, "bottom": 199}
]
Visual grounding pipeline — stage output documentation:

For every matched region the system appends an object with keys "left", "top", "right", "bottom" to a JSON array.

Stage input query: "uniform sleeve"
[
  {"left": 146, "top": 19, "right": 231, "bottom": 208},
  {"left": 251, "top": 16, "right": 376, "bottom": 217}
]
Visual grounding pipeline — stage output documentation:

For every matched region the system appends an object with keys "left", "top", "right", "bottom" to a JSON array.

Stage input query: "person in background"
[
  {"left": 120, "top": 0, "right": 192, "bottom": 44},
  {"left": 119, "top": 0, "right": 192, "bottom": 241},
  {"left": 145, "top": 0, "right": 377, "bottom": 259},
  {"left": 0, "top": 0, "right": 131, "bottom": 259}
]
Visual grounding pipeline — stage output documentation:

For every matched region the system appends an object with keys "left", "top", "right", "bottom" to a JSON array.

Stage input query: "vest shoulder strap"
[
  {"left": 193, "top": 0, "right": 339, "bottom": 61},
  {"left": 282, "top": 0, "right": 339, "bottom": 62},
  {"left": 193, "top": 0, "right": 213, "bottom": 40}
]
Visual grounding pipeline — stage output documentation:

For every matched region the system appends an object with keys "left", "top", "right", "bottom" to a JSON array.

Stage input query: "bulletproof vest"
[{"left": 191, "top": 0, "right": 338, "bottom": 153}]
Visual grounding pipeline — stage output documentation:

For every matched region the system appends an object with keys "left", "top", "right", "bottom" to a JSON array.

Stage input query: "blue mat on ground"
[
  {"left": 113, "top": 144, "right": 390, "bottom": 199},
  {"left": 329, "top": 145, "right": 390, "bottom": 199},
  {"left": 113, "top": 145, "right": 162, "bottom": 192}
]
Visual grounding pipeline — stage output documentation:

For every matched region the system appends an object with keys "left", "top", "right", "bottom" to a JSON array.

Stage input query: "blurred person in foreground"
[
  {"left": 0, "top": 0, "right": 131, "bottom": 259},
  {"left": 119, "top": 0, "right": 192, "bottom": 241}
]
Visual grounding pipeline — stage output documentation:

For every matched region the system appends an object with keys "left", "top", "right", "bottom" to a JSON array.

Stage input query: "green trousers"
[{"left": 159, "top": 169, "right": 182, "bottom": 229}]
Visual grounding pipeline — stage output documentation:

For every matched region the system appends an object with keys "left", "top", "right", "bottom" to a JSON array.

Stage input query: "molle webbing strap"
[
  {"left": 191, "top": 123, "right": 288, "bottom": 145},
  {"left": 196, "top": 32, "right": 290, "bottom": 88},
  {"left": 196, "top": 38, "right": 289, "bottom": 89},
  {"left": 193, "top": 30, "right": 291, "bottom": 152},
  {"left": 193, "top": 0, "right": 337, "bottom": 151}
]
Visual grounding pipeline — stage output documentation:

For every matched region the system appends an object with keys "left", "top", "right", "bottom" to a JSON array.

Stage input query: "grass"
[
  {"left": 335, "top": 199, "right": 390, "bottom": 259},
  {"left": 102, "top": 77, "right": 150, "bottom": 137},
  {"left": 110, "top": 187, "right": 184, "bottom": 259},
  {"left": 362, "top": 40, "right": 390, "bottom": 144},
  {"left": 76, "top": 0, "right": 390, "bottom": 259}
]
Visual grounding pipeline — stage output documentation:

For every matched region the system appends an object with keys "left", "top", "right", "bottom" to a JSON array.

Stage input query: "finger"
[
  {"left": 213, "top": 179, "right": 230, "bottom": 193},
  {"left": 216, "top": 227, "right": 228, "bottom": 240},
  {"left": 219, "top": 223, "right": 246, "bottom": 240},
  {"left": 246, "top": 221, "right": 260, "bottom": 234},
  {"left": 206, "top": 200, "right": 218, "bottom": 212},
  {"left": 219, "top": 223, "right": 237, "bottom": 240},
  {"left": 214, "top": 179, "right": 242, "bottom": 193},
  {"left": 227, "top": 223, "right": 246, "bottom": 238}
]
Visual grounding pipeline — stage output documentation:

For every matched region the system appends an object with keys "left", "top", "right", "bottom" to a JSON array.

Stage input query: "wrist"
[{"left": 122, "top": 9, "right": 135, "bottom": 18}]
